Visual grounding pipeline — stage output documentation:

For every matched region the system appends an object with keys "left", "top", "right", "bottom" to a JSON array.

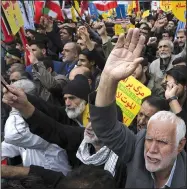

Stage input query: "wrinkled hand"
[
  {"left": 103, "top": 28, "right": 145, "bottom": 82},
  {"left": 165, "top": 82, "right": 179, "bottom": 100},
  {"left": 26, "top": 44, "right": 38, "bottom": 64},
  {"left": 2, "top": 85, "right": 30, "bottom": 112}
]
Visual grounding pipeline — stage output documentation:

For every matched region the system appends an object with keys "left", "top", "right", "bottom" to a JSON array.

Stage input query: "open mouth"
[{"left": 147, "top": 156, "right": 160, "bottom": 164}]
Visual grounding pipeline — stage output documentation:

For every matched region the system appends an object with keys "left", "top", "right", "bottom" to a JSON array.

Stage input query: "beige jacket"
[{"left": 147, "top": 45, "right": 186, "bottom": 96}]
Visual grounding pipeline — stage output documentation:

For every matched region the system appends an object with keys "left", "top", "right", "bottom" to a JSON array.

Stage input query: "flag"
[
  {"left": 74, "top": 0, "right": 80, "bottom": 14},
  {"left": 116, "top": 3, "right": 128, "bottom": 19},
  {"left": 93, "top": 1, "right": 118, "bottom": 11},
  {"left": 34, "top": 1, "right": 64, "bottom": 24},
  {"left": 80, "top": 1, "right": 89, "bottom": 16},
  {"left": 1, "top": 17, "right": 14, "bottom": 43},
  {"left": 45, "top": 1, "right": 64, "bottom": 21},
  {"left": 88, "top": 2, "right": 99, "bottom": 21},
  {"left": 133, "top": 0, "right": 140, "bottom": 13},
  {"left": 71, "top": 7, "right": 78, "bottom": 22},
  {"left": 127, "top": 2, "right": 133, "bottom": 16},
  {"left": 18, "top": 1, "right": 35, "bottom": 30},
  {"left": 34, "top": 1, "right": 45, "bottom": 24}
]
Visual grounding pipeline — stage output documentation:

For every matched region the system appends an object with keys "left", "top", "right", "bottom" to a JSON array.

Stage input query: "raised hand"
[
  {"left": 77, "top": 26, "right": 90, "bottom": 42},
  {"left": 96, "top": 22, "right": 107, "bottom": 36},
  {"left": 3, "top": 86, "right": 28, "bottom": 110},
  {"left": 103, "top": 28, "right": 145, "bottom": 82},
  {"left": 26, "top": 44, "right": 38, "bottom": 64}
]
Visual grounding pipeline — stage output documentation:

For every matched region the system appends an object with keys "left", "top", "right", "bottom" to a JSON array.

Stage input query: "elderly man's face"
[
  {"left": 64, "top": 94, "right": 86, "bottom": 119},
  {"left": 62, "top": 43, "right": 77, "bottom": 63},
  {"left": 84, "top": 123, "right": 99, "bottom": 144},
  {"left": 158, "top": 41, "right": 172, "bottom": 59},
  {"left": 144, "top": 119, "right": 178, "bottom": 173}
]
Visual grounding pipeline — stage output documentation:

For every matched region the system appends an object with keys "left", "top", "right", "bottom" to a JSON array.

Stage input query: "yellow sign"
[
  {"left": 114, "top": 24, "right": 125, "bottom": 35},
  {"left": 171, "top": 1, "right": 186, "bottom": 22},
  {"left": 160, "top": 0, "right": 172, "bottom": 12},
  {"left": 126, "top": 23, "right": 135, "bottom": 30},
  {"left": 116, "top": 76, "right": 151, "bottom": 126},
  {"left": 2, "top": 1, "right": 24, "bottom": 35},
  {"left": 142, "top": 10, "right": 150, "bottom": 18}
]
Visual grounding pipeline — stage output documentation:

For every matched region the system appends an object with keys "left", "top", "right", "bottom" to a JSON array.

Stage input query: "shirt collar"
[{"left": 151, "top": 159, "right": 177, "bottom": 188}]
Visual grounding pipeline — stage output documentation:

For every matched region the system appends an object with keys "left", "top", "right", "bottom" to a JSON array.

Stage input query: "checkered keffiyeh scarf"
[{"left": 76, "top": 139, "right": 118, "bottom": 176}]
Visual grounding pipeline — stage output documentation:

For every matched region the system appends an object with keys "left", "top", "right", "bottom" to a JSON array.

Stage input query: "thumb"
[{"left": 133, "top": 57, "right": 144, "bottom": 67}]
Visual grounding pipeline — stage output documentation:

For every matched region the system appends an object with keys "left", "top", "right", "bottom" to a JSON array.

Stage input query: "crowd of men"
[{"left": 1, "top": 9, "right": 187, "bottom": 189}]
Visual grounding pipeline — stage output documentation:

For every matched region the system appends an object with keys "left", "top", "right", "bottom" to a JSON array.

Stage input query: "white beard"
[
  {"left": 65, "top": 100, "right": 86, "bottom": 119},
  {"left": 144, "top": 148, "right": 177, "bottom": 173},
  {"left": 159, "top": 53, "right": 171, "bottom": 59}
]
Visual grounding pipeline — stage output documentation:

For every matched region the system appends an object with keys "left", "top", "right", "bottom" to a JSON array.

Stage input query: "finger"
[
  {"left": 128, "top": 28, "right": 140, "bottom": 52},
  {"left": 124, "top": 28, "right": 133, "bottom": 49},
  {"left": 114, "top": 34, "right": 125, "bottom": 49},
  {"left": 133, "top": 35, "right": 146, "bottom": 58}
]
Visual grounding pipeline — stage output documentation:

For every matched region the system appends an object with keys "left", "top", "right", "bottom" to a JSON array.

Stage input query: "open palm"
[{"left": 104, "top": 28, "right": 145, "bottom": 81}]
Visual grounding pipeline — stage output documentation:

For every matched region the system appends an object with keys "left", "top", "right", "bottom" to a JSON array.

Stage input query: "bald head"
[{"left": 69, "top": 66, "right": 92, "bottom": 81}]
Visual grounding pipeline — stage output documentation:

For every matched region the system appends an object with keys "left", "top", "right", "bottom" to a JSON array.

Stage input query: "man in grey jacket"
[
  {"left": 89, "top": 28, "right": 186, "bottom": 188},
  {"left": 27, "top": 44, "right": 68, "bottom": 105}
]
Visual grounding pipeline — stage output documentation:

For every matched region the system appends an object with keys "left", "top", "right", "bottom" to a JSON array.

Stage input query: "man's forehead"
[
  {"left": 64, "top": 43, "right": 74, "bottom": 49},
  {"left": 158, "top": 40, "right": 169, "bottom": 46},
  {"left": 147, "top": 119, "right": 176, "bottom": 135}
]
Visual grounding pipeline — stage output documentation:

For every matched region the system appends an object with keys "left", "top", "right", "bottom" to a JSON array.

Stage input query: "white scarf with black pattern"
[{"left": 76, "top": 139, "right": 118, "bottom": 176}]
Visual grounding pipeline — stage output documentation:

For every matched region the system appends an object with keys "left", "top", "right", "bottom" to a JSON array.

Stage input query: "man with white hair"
[
  {"left": 148, "top": 39, "right": 186, "bottom": 96},
  {"left": 88, "top": 28, "right": 186, "bottom": 188},
  {"left": 1, "top": 79, "right": 71, "bottom": 175}
]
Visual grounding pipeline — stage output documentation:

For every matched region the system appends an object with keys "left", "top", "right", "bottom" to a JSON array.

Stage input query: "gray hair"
[
  {"left": 159, "top": 39, "right": 174, "bottom": 51},
  {"left": 147, "top": 111, "right": 186, "bottom": 146},
  {"left": 11, "top": 79, "right": 36, "bottom": 95}
]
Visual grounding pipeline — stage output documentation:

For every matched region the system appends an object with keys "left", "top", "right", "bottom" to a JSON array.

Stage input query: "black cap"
[
  {"left": 7, "top": 48, "right": 22, "bottom": 59},
  {"left": 63, "top": 74, "right": 91, "bottom": 102}
]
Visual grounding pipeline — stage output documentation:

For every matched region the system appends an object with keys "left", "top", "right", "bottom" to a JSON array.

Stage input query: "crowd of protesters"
[{"left": 1, "top": 7, "right": 187, "bottom": 189}]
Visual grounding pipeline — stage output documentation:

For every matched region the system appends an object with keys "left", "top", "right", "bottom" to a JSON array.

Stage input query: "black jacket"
[{"left": 25, "top": 94, "right": 126, "bottom": 187}]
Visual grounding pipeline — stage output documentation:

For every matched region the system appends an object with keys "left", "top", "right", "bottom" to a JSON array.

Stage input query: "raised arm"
[{"left": 90, "top": 28, "right": 145, "bottom": 161}]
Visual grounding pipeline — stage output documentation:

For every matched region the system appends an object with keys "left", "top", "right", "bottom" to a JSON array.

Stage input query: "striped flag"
[
  {"left": 93, "top": 1, "right": 118, "bottom": 11},
  {"left": 34, "top": 1, "right": 64, "bottom": 24}
]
